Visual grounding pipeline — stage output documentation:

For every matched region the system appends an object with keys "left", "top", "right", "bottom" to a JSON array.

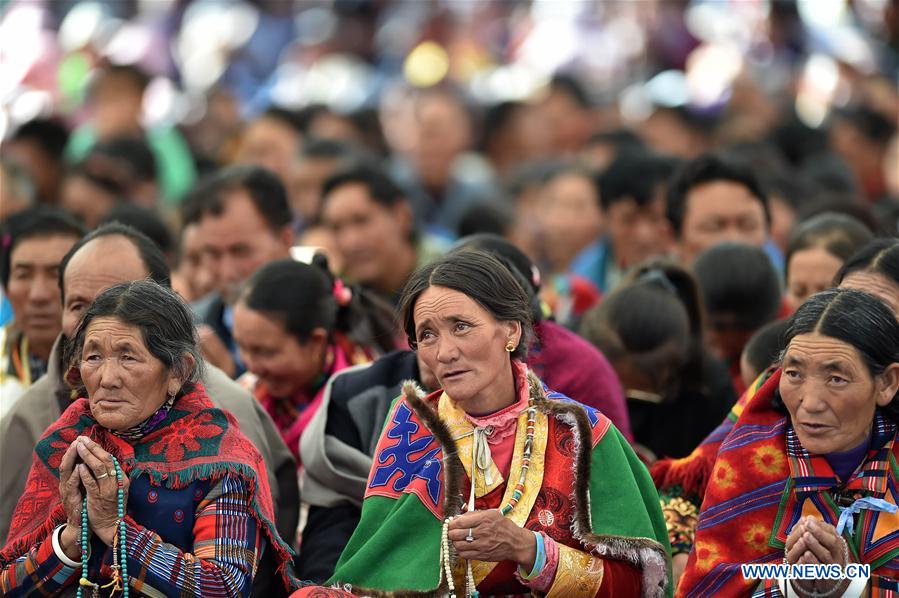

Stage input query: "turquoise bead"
[
  {"left": 75, "top": 456, "right": 130, "bottom": 595},
  {"left": 112, "top": 457, "right": 128, "bottom": 592}
]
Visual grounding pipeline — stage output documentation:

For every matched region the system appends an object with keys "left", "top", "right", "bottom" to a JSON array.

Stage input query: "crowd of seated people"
[{"left": 1, "top": 7, "right": 898, "bottom": 594}]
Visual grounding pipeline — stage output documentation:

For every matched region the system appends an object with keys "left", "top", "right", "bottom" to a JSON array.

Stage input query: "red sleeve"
[{"left": 597, "top": 558, "right": 642, "bottom": 597}]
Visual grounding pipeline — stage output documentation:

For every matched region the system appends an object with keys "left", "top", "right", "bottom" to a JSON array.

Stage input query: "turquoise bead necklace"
[{"left": 77, "top": 456, "right": 128, "bottom": 598}]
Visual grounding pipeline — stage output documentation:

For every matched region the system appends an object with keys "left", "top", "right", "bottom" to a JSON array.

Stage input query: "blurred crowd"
[
  {"left": 1, "top": 0, "right": 898, "bottom": 585},
  {"left": 0, "top": 0, "right": 899, "bottom": 446}
]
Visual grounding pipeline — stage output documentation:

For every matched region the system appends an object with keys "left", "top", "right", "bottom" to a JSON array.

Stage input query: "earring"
[{"left": 505, "top": 340, "right": 516, "bottom": 353}]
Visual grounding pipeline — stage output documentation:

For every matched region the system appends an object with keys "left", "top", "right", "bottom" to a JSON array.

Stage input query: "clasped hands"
[
  {"left": 446, "top": 509, "right": 537, "bottom": 571},
  {"left": 58, "top": 436, "right": 130, "bottom": 558},
  {"left": 784, "top": 516, "right": 853, "bottom": 598}
]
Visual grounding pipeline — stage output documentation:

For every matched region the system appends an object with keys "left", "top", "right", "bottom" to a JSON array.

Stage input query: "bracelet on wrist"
[
  {"left": 53, "top": 524, "right": 88, "bottom": 568},
  {"left": 518, "top": 531, "right": 547, "bottom": 580}
]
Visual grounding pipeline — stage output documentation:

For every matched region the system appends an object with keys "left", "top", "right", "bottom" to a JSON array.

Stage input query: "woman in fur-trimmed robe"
[{"left": 293, "top": 251, "right": 670, "bottom": 597}]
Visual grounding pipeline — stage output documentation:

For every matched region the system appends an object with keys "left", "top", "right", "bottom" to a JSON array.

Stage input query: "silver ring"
[
  {"left": 96, "top": 472, "right": 109, "bottom": 479},
  {"left": 465, "top": 528, "right": 474, "bottom": 542}
]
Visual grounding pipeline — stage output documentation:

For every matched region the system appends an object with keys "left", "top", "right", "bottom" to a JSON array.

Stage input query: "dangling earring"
[{"left": 505, "top": 340, "right": 516, "bottom": 353}]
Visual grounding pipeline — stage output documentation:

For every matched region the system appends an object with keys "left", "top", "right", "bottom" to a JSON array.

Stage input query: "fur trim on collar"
[
  {"left": 342, "top": 372, "right": 668, "bottom": 597},
  {"left": 528, "top": 369, "right": 668, "bottom": 598},
  {"left": 536, "top": 399, "right": 668, "bottom": 598}
]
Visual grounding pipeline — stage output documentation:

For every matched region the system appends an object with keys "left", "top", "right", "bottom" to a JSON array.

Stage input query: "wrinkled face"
[
  {"left": 786, "top": 247, "right": 843, "bottom": 311},
  {"left": 413, "top": 286, "right": 520, "bottom": 411},
  {"left": 6, "top": 234, "right": 79, "bottom": 352},
  {"left": 197, "top": 191, "right": 291, "bottom": 304},
  {"left": 679, "top": 181, "right": 767, "bottom": 264},
  {"left": 605, "top": 193, "right": 672, "bottom": 268},
  {"left": 839, "top": 272, "right": 899, "bottom": 319},
  {"left": 232, "top": 302, "right": 326, "bottom": 398},
  {"left": 236, "top": 117, "right": 301, "bottom": 185},
  {"left": 539, "top": 173, "right": 603, "bottom": 271},
  {"left": 780, "top": 332, "right": 896, "bottom": 455},
  {"left": 322, "top": 183, "right": 412, "bottom": 292},
  {"left": 62, "top": 237, "right": 149, "bottom": 339},
  {"left": 81, "top": 317, "right": 181, "bottom": 431}
]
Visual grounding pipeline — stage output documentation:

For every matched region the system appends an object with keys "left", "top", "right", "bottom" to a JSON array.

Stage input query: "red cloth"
[
  {"left": 1, "top": 384, "right": 296, "bottom": 590},
  {"left": 599, "top": 559, "right": 642, "bottom": 596},
  {"left": 467, "top": 407, "right": 635, "bottom": 596},
  {"left": 255, "top": 342, "right": 359, "bottom": 465},
  {"left": 529, "top": 320, "right": 632, "bottom": 441}
]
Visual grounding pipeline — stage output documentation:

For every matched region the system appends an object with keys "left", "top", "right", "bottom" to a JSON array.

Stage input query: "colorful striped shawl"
[
  {"left": 678, "top": 370, "right": 899, "bottom": 597},
  {"left": 0, "top": 384, "right": 298, "bottom": 592},
  {"left": 651, "top": 369, "right": 772, "bottom": 502}
]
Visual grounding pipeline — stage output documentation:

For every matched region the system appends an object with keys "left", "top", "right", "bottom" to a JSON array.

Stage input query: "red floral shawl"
[
  {"left": 0, "top": 384, "right": 297, "bottom": 591},
  {"left": 678, "top": 370, "right": 899, "bottom": 597}
]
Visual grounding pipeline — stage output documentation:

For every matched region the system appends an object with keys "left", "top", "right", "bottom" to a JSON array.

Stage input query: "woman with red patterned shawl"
[
  {"left": 679, "top": 288, "right": 899, "bottom": 597},
  {"left": 0, "top": 281, "right": 297, "bottom": 597},
  {"left": 655, "top": 238, "right": 899, "bottom": 584},
  {"left": 293, "top": 251, "right": 671, "bottom": 598}
]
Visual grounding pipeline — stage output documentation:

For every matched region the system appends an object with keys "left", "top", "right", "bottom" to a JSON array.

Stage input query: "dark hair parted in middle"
[
  {"left": 238, "top": 257, "right": 397, "bottom": 354},
  {"left": 835, "top": 237, "right": 899, "bottom": 287},
  {"left": 65, "top": 280, "right": 202, "bottom": 395},
  {"left": 398, "top": 251, "right": 533, "bottom": 360},
  {"left": 780, "top": 288, "right": 899, "bottom": 420},
  {"left": 785, "top": 212, "right": 873, "bottom": 280}
]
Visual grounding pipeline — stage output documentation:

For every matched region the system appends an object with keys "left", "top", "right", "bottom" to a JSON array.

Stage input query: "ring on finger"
[
  {"left": 96, "top": 472, "right": 109, "bottom": 479},
  {"left": 465, "top": 528, "right": 475, "bottom": 542}
]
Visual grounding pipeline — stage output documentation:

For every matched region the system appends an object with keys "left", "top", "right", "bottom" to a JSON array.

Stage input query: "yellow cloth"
[{"left": 439, "top": 393, "right": 549, "bottom": 587}]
